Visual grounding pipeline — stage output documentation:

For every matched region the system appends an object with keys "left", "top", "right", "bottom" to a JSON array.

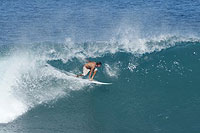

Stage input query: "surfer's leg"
[
  {"left": 77, "top": 66, "right": 90, "bottom": 77},
  {"left": 82, "top": 66, "right": 90, "bottom": 76}
]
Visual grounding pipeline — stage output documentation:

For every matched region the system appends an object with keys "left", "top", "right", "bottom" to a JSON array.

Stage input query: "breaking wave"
[{"left": 0, "top": 34, "right": 199, "bottom": 123}]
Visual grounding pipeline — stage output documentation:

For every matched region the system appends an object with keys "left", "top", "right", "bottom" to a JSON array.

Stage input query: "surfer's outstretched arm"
[{"left": 90, "top": 70, "right": 97, "bottom": 80}]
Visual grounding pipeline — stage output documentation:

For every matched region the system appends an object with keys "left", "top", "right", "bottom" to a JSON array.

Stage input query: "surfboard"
[{"left": 89, "top": 80, "right": 112, "bottom": 85}]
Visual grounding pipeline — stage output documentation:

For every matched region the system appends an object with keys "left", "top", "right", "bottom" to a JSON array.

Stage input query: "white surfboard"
[{"left": 89, "top": 80, "right": 112, "bottom": 85}]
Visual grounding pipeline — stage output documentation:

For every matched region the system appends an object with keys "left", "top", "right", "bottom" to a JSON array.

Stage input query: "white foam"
[
  {"left": 58, "top": 34, "right": 189, "bottom": 63},
  {"left": 0, "top": 55, "right": 30, "bottom": 123},
  {"left": 128, "top": 63, "right": 137, "bottom": 72},
  {"left": 0, "top": 50, "right": 90, "bottom": 123}
]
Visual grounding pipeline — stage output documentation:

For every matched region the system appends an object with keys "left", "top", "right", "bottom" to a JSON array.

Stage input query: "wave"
[{"left": 0, "top": 34, "right": 199, "bottom": 123}]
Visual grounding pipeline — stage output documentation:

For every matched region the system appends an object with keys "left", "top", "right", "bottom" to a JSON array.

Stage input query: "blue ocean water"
[{"left": 0, "top": 0, "right": 200, "bottom": 133}]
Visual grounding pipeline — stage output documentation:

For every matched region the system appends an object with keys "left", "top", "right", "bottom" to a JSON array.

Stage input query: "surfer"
[{"left": 76, "top": 61, "right": 102, "bottom": 80}]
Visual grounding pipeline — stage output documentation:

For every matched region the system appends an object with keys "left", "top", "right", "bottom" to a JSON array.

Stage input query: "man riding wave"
[{"left": 76, "top": 61, "right": 102, "bottom": 80}]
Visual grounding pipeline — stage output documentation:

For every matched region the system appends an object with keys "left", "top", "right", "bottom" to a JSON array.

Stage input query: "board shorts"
[{"left": 82, "top": 66, "right": 98, "bottom": 76}]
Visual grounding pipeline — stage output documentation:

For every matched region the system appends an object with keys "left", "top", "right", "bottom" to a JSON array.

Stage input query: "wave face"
[
  {"left": 0, "top": 35, "right": 200, "bottom": 125},
  {"left": 1, "top": 0, "right": 200, "bottom": 132}
]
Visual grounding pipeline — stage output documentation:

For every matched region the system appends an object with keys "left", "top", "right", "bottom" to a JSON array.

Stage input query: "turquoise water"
[{"left": 0, "top": 0, "right": 200, "bottom": 133}]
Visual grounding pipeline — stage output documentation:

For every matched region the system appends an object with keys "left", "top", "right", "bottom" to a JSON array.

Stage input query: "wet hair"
[{"left": 96, "top": 62, "right": 102, "bottom": 65}]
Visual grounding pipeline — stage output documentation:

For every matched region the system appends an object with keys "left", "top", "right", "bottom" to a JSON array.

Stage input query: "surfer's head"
[{"left": 96, "top": 62, "right": 102, "bottom": 67}]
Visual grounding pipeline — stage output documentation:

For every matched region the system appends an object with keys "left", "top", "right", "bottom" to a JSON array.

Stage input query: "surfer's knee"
[{"left": 82, "top": 73, "right": 87, "bottom": 76}]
